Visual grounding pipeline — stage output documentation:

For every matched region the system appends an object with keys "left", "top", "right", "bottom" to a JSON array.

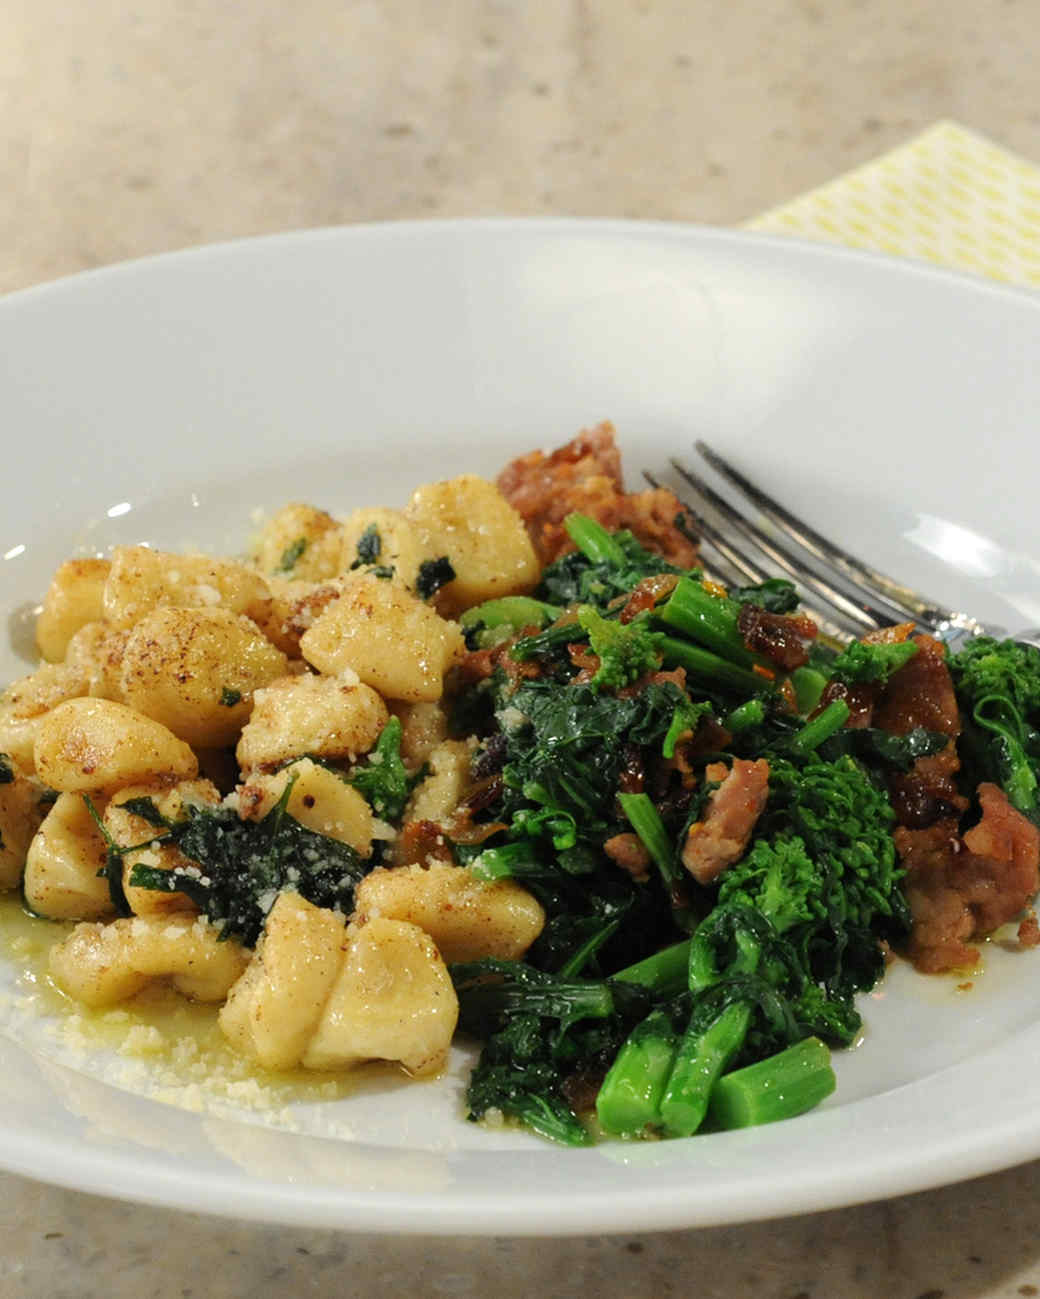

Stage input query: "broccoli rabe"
[
  {"left": 576, "top": 606, "right": 663, "bottom": 692},
  {"left": 535, "top": 514, "right": 692, "bottom": 609},
  {"left": 716, "top": 835, "right": 823, "bottom": 936},
  {"left": 348, "top": 717, "right": 423, "bottom": 822},
  {"left": 277, "top": 536, "right": 308, "bottom": 573},
  {"left": 829, "top": 638, "right": 919, "bottom": 684},
  {"left": 450, "top": 515, "right": 952, "bottom": 1147},
  {"left": 416, "top": 556, "right": 457, "bottom": 600},
  {"left": 121, "top": 781, "right": 367, "bottom": 946},
  {"left": 949, "top": 636, "right": 1040, "bottom": 823},
  {"left": 350, "top": 523, "right": 382, "bottom": 568},
  {"left": 949, "top": 635, "right": 1040, "bottom": 721}
]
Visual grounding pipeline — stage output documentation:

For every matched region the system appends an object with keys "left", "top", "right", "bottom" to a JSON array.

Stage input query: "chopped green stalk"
[
  {"left": 708, "top": 1036, "right": 836, "bottom": 1129},
  {"left": 564, "top": 513, "right": 628, "bottom": 567},
  {"left": 659, "top": 1001, "right": 751, "bottom": 1138},
  {"left": 657, "top": 577, "right": 757, "bottom": 667},
  {"left": 657, "top": 636, "right": 770, "bottom": 695},
  {"left": 723, "top": 698, "right": 766, "bottom": 733},
  {"left": 612, "top": 939, "right": 692, "bottom": 996},
  {"left": 468, "top": 841, "right": 544, "bottom": 881},
  {"left": 596, "top": 1009, "right": 679, "bottom": 1136},
  {"left": 460, "top": 595, "right": 563, "bottom": 633},
  {"left": 789, "top": 666, "right": 828, "bottom": 716},
  {"left": 789, "top": 699, "right": 850, "bottom": 754},
  {"left": 662, "top": 698, "right": 713, "bottom": 758},
  {"left": 618, "top": 792, "right": 678, "bottom": 888}
]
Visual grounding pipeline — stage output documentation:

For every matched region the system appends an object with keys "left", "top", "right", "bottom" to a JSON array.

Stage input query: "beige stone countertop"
[{"left": 5, "top": 1, "right": 1040, "bottom": 1295}]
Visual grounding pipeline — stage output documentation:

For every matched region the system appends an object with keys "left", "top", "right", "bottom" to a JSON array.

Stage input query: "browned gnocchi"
[{"left": 0, "top": 469, "right": 546, "bottom": 1093}]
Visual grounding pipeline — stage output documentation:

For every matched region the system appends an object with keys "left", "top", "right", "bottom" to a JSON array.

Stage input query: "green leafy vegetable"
[
  {"left": 829, "top": 639, "right": 919, "bottom": 684},
  {"left": 351, "top": 524, "right": 382, "bottom": 568},
  {"left": 277, "top": 536, "right": 309, "bottom": 573},
  {"left": 950, "top": 636, "right": 1040, "bottom": 823},
  {"left": 347, "top": 717, "right": 423, "bottom": 821},
  {"left": 0, "top": 754, "right": 12, "bottom": 785},
  {"left": 125, "top": 778, "right": 367, "bottom": 946},
  {"left": 576, "top": 606, "right": 663, "bottom": 692},
  {"left": 535, "top": 514, "right": 692, "bottom": 610},
  {"left": 219, "top": 687, "right": 242, "bottom": 707},
  {"left": 416, "top": 556, "right": 457, "bottom": 600},
  {"left": 728, "top": 577, "right": 801, "bottom": 614}
]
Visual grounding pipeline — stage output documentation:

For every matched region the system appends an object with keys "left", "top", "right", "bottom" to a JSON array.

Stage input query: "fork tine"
[
  {"left": 644, "top": 470, "right": 767, "bottom": 586},
  {"left": 668, "top": 459, "right": 893, "bottom": 634},
  {"left": 646, "top": 470, "right": 856, "bottom": 642},
  {"left": 694, "top": 440, "right": 956, "bottom": 630}
]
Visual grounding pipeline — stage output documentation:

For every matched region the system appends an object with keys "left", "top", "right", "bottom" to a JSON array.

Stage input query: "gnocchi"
[
  {"left": 300, "top": 573, "right": 464, "bottom": 702},
  {"left": 1, "top": 467, "right": 552, "bottom": 1106}
]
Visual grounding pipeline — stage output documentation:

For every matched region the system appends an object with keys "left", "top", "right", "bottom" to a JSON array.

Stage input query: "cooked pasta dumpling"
[{"left": 300, "top": 573, "right": 464, "bottom": 702}]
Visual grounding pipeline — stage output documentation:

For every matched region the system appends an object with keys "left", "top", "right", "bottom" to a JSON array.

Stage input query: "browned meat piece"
[
  {"left": 961, "top": 783, "right": 1040, "bottom": 929},
  {"left": 1019, "top": 910, "right": 1040, "bottom": 948},
  {"left": 875, "top": 633, "right": 968, "bottom": 831},
  {"left": 815, "top": 678, "right": 877, "bottom": 729},
  {"left": 737, "top": 604, "right": 818, "bottom": 671},
  {"left": 496, "top": 422, "right": 698, "bottom": 567},
  {"left": 603, "top": 832, "right": 651, "bottom": 881},
  {"left": 681, "top": 758, "right": 770, "bottom": 886},
  {"left": 616, "top": 573, "right": 681, "bottom": 623},
  {"left": 900, "top": 784, "right": 1040, "bottom": 973},
  {"left": 808, "top": 625, "right": 918, "bottom": 730},
  {"left": 457, "top": 637, "right": 542, "bottom": 688},
  {"left": 874, "top": 633, "right": 960, "bottom": 737}
]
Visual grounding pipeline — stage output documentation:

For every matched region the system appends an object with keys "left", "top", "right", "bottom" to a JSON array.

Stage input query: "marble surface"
[{"left": 5, "top": 1, "right": 1040, "bottom": 1294}]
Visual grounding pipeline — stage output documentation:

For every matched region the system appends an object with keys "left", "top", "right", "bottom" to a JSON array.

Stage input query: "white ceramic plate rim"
[{"left": 2, "top": 218, "right": 1040, "bottom": 1235}]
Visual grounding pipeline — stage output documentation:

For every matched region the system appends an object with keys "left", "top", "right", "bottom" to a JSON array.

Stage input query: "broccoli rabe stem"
[
  {"left": 564, "top": 513, "right": 628, "bottom": 567},
  {"left": 789, "top": 698, "right": 850, "bottom": 754},
  {"left": 460, "top": 595, "right": 563, "bottom": 633},
  {"left": 707, "top": 1036, "right": 835, "bottom": 1129},
  {"left": 618, "top": 792, "right": 680, "bottom": 888},
  {"left": 657, "top": 636, "right": 770, "bottom": 695},
  {"left": 723, "top": 698, "right": 766, "bottom": 733},
  {"left": 659, "top": 1001, "right": 752, "bottom": 1138},
  {"left": 611, "top": 939, "right": 692, "bottom": 997},
  {"left": 789, "top": 666, "right": 829, "bottom": 715},
  {"left": 657, "top": 577, "right": 758, "bottom": 668},
  {"left": 654, "top": 910, "right": 766, "bottom": 1136},
  {"left": 596, "top": 1009, "right": 679, "bottom": 1136},
  {"left": 467, "top": 841, "right": 543, "bottom": 881}
]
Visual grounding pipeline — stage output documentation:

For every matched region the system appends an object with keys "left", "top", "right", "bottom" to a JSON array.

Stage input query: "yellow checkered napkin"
[{"left": 747, "top": 120, "right": 1040, "bottom": 288}]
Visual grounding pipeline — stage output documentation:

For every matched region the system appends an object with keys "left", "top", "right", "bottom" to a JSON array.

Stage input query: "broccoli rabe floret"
[
  {"left": 949, "top": 636, "right": 1040, "bottom": 721},
  {"left": 535, "top": 514, "right": 692, "bottom": 609},
  {"left": 949, "top": 636, "right": 1040, "bottom": 823},
  {"left": 348, "top": 716, "right": 422, "bottom": 821},
  {"left": 763, "top": 755, "right": 907, "bottom": 936},
  {"left": 829, "top": 638, "right": 919, "bottom": 685},
  {"left": 576, "top": 606, "right": 663, "bottom": 692},
  {"left": 716, "top": 835, "right": 824, "bottom": 935}
]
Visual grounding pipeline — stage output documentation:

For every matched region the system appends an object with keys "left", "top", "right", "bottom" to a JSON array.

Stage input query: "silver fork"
[{"left": 646, "top": 440, "right": 1040, "bottom": 654}]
